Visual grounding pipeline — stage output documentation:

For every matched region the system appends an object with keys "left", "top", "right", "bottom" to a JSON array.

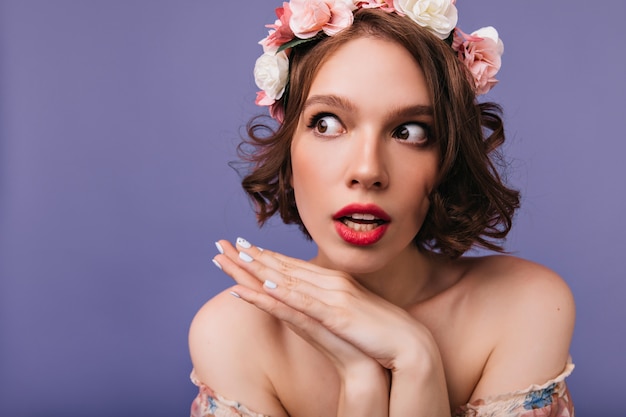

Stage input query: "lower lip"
[{"left": 334, "top": 221, "right": 389, "bottom": 246}]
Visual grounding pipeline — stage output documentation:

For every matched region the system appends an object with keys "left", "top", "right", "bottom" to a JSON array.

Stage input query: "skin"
[{"left": 189, "top": 37, "right": 575, "bottom": 417}]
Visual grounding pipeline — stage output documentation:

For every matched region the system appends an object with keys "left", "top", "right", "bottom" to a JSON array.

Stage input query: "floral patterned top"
[
  {"left": 190, "top": 370, "right": 268, "bottom": 417},
  {"left": 453, "top": 361, "right": 575, "bottom": 417},
  {"left": 190, "top": 361, "right": 574, "bottom": 417}
]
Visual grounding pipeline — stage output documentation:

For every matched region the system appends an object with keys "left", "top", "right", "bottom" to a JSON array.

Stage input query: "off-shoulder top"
[{"left": 190, "top": 361, "right": 574, "bottom": 417}]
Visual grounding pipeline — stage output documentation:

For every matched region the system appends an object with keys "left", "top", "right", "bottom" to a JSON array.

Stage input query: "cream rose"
[
  {"left": 254, "top": 51, "right": 289, "bottom": 105},
  {"left": 393, "top": 0, "right": 457, "bottom": 39},
  {"left": 253, "top": 51, "right": 290, "bottom": 104}
]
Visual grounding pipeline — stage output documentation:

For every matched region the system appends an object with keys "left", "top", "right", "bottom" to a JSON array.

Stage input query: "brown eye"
[
  {"left": 392, "top": 123, "right": 429, "bottom": 145},
  {"left": 316, "top": 118, "right": 328, "bottom": 133},
  {"left": 396, "top": 126, "right": 411, "bottom": 140},
  {"left": 309, "top": 114, "right": 344, "bottom": 137}
]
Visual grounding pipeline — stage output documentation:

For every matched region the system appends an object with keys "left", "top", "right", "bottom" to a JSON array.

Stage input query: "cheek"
[
  {"left": 292, "top": 162, "right": 325, "bottom": 201},
  {"left": 290, "top": 139, "right": 335, "bottom": 191},
  {"left": 291, "top": 173, "right": 325, "bottom": 236},
  {"left": 290, "top": 146, "right": 319, "bottom": 212},
  {"left": 290, "top": 140, "right": 342, "bottom": 231},
  {"left": 401, "top": 158, "right": 439, "bottom": 218}
]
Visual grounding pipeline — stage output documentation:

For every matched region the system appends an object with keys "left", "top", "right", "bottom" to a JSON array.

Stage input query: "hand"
[
  {"left": 213, "top": 237, "right": 450, "bottom": 416},
  {"left": 214, "top": 240, "right": 390, "bottom": 417},
  {"left": 213, "top": 238, "right": 426, "bottom": 373}
]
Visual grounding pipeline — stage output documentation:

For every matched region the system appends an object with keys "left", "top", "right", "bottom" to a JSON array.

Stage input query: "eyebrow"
[
  {"left": 303, "top": 94, "right": 433, "bottom": 119},
  {"left": 303, "top": 94, "right": 356, "bottom": 113},
  {"left": 388, "top": 104, "right": 434, "bottom": 119}
]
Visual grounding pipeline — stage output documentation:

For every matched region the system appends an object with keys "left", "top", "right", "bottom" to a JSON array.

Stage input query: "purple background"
[{"left": 0, "top": 1, "right": 624, "bottom": 416}]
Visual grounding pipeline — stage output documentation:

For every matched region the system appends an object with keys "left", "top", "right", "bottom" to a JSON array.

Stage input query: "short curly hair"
[{"left": 239, "top": 9, "right": 520, "bottom": 259}]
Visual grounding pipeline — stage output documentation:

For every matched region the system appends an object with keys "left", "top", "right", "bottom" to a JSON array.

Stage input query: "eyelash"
[{"left": 306, "top": 113, "right": 344, "bottom": 136}]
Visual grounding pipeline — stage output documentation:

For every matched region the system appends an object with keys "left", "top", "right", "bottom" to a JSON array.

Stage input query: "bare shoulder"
[
  {"left": 461, "top": 255, "right": 575, "bottom": 399},
  {"left": 189, "top": 288, "right": 288, "bottom": 416},
  {"left": 462, "top": 255, "right": 575, "bottom": 318}
]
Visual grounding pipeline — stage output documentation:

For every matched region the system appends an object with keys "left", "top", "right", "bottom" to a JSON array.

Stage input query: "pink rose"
[
  {"left": 255, "top": 90, "right": 274, "bottom": 107},
  {"left": 269, "top": 102, "right": 286, "bottom": 123},
  {"left": 259, "top": 2, "right": 295, "bottom": 53},
  {"left": 454, "top": 26, "right": 504, "bottom": 95},
  {"left": 289, "top": 0, "right": 355, "bottom": 39},
  {"left": 356, "top": 0, "right": 396, "bottom": 12}
]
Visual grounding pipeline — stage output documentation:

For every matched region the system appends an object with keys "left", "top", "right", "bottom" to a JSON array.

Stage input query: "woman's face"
[{"left": 290, "top": 36, "right": 440, "bottom": 274}]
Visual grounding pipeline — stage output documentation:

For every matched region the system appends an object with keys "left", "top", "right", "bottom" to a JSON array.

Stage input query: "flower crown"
[{"left": 254, "top": 0, "right": 504, "bottom": 121}]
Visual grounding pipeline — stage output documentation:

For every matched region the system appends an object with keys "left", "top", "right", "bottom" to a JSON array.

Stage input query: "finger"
[
  {"left": 242, "top": 241, "right": 334, "bottom": 276},
  {"left": 231, "top": 241, "right": 339, "bottom": 311},
  {"left": 213, "top": 240, "right": 263, "bottom": 290},
  {"left": 221, "top": 237, "right": 285, "bottom": 279},
  {"left": 230, "top": 238, "right": 361, "bottom": 328},
  {"left": 234, "top": 237, "right": 349, "bottom": 290},
  {"left": 231, "top": 283, "right": 318, "bottom": 331},
  {"left": 216, "top": 238, "right": 316, "bottom": 298},
  {"left": 234, "top": 237, "right": 317, "bottom": 272},
  {"left": 226, "top": 238, "right": 364, "bottom": 330},
  {"left": 261, "top": 278, "right": 356, "bottom": 333},
  {"left": 230, "top": 283, "right": 358, "bottom": 357}
]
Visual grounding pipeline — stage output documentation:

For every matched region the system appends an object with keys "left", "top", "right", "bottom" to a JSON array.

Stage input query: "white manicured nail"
[
  {"left": 215, "top": 241, "right": 224, "bottom": 254},
  {"left": 229, "top": 291, "right": 240, "bottom": 298},
  {"left": 264, "top": 280, "right": 277, "bottom": 289},
  {"left": 212, "top": 259, "right": 222, "bottom": 270},
  {"left": 236, "top": 237, "right": 251, "bottom": 249},
  {"left": 239, "top": 251, "right": 253, "bottom": 263}
]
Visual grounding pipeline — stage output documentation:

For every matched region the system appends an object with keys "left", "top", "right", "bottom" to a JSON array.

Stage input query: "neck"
[{"left": 313, "top": 244, "right": 445, "bottom": 307}]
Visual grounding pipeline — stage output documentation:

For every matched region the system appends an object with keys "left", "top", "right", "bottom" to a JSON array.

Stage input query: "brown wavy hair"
[{"left": 239, "top": 9, "right": 520, "bottom": 259}]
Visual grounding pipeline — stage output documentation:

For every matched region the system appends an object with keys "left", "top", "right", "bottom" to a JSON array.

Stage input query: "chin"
[{"left": 315, "top": 244, "right": 395, "bottom": 275}]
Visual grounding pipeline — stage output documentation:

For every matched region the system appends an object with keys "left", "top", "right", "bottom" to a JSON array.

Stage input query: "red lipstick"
[{"left": 333, "top": 204, "right": 391, "bottom": 246}]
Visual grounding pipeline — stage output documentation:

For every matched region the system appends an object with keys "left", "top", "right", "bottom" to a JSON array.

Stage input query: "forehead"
[{"left": 307, "top": 37, "right": 431, "bottom": 108}]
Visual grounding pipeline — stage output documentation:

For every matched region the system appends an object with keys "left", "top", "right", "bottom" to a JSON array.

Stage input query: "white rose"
[
  {"left": 253, "top": 51, "right": 290, "bottom": 101},
  {"left": 393, "top": 0, "right": 458, "bottom": 39},
  {"left": 472, "top": 26, "right": 500, "bottom": 44}
]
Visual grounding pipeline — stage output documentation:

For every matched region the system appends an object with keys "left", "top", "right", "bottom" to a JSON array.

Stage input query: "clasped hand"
[{"left": 213, "top": 238, "right": 432, "bottom": 376}]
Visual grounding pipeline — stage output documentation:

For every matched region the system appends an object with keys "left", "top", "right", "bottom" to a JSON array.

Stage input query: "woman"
[{"left": 189, "top": 2, "right": 575, "bottom": 416}]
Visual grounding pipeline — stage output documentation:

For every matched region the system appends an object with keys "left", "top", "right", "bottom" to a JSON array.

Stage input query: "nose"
[{"left": 344, "top": 132, "right": 389, "bottom": 190}]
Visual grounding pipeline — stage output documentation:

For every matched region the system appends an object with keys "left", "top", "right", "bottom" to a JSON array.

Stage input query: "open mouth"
[
  {"left": 339, "top": 213, "right": 387, "bottom": 232},
  {"left": 333, "top": 205, "right": 391, "bottom": 246}
]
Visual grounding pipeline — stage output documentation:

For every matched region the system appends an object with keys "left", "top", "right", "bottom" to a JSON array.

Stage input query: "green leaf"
[{"left": 277, "top": 37, "right": 314, "bottom": 53}]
